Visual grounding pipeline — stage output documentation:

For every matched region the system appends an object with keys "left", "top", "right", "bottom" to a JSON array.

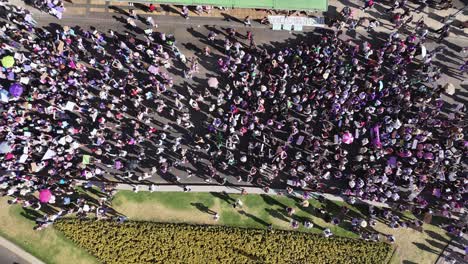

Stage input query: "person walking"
[
  {"left": 148, "top": 3, "right": 156, "bottom": 12},
  {"left": 243, "top": 16, "right": 252, "bottom": 27},
  {"left": 182, "top": 5, "right": 189, "bottom": 19},
  {"left": 437, "top": 24, "right": 450, "bottom": 42},
  {"left": 362, "top": 0, "right": 374, "bottom": 10}
]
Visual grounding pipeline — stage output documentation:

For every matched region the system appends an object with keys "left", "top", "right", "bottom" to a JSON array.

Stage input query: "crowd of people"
[
  {"left": 202, "top": 21, "right": 465, "bottom": 211},
  {"left": 0, "top": 0, "right": 466, "bottom": 236}
]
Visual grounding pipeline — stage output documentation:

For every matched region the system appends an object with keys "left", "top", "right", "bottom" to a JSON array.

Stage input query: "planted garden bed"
[{"left": 55, "top": 219, "right": 393, "bottom": 264}]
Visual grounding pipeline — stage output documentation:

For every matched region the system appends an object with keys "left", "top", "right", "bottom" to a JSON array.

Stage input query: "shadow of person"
[
  {"left": 426, "top": 239, "right": 447, "bottom": 250},
  {"left": 112, "top": 15, "right": 128, "bottom": 25},
  {"left": 191, "top": 202, "right": 216, "bottom": 215},
  {"left": 220, "top": 12, "right": 243, "bottom": 24},
  {"left": 21, "top": 207, "right": 44, "bottom": 221},
  {"left": 260, "top": 194, "right": 287, "bottom": 209},
  {"left": 159, "top": 4, "right": 180, "bottom": 15},
  {"left": 265, "top": 208, "right": 289, "bottom": 222},
  {"left": 238, "top": 210, "right": 269, "bottom": 226},
  {"left": 412, "top": 242, "right": 440, "bottom": 254},
  {"left": 204, "top": 25, "right": 224, "bottom": 36},
  {"left": 210, "top": 191, "right": 236, "bottom": 205},
  {"left": 109, "top": 5, "right": 130, "bottom": 16},
  {"left": 425, "top": 230, "right": 450, "bottom": 243},
  {"left": 133, "top": 3, "right": 149, "bottom": 12},
  {"left": 182, "top": 42, "right": 202, "bottom": 53}
]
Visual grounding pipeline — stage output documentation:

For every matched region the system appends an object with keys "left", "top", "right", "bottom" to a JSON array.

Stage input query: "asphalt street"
[
  {"left": 18, "top": 11, "right": 468, "bottom": 188},
  {"left": 0, "top": 245, "right": 28, "bottom": 264}
]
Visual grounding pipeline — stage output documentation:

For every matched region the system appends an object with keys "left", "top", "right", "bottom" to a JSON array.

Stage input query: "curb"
[
  {"left": 82, "top": 180, "right": 391, "bottom": 208},
  {"left": 0, "top": 235, "right": 46, "bottom": 264}
]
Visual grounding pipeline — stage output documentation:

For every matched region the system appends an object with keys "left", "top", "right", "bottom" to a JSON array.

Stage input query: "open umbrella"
[
  {"left": 63, "top": 197, "right": 71, "bottom": 205},
  {"left": 342, "top": 131, "right": 354, "bottom": 144},
  {"left": 208, "top": 77, "right": 219, "bottom": 88},
  {"left": 115, "top": 160, "right": 122, "bottom": 170},
  {"left": 1, "top": 56, "right": 14, "bottom": 68},
  {"left": 360, "top": 220, "right": 368, "bottom": 228},
  {"left": 39, "top": 189, "right": 52, "bottom": 203},
  {"left": 0, "top": 89, "right": 9, "bottom": 102},
  {"left": 443, "top": 83, "right": 455, "bottom": 95},
  {"left": 420, "top": 45, "right": 427, "bottom": 59},
  {"left": 9, "top": 83, "right": 23, "bottom": 97},
  {"left": 423, "top": 152, "right": 434, "bottom": 160},
  {"left": 148, "top": 65, "right": 159, "bottom": 75},
  {"left": 0, "top": 142, "right": 12, "bottom": 154}
]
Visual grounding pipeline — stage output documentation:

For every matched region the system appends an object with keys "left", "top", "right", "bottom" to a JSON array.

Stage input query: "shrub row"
[{"left": 55, "top": 219, "right": 392, "bottom": 264}]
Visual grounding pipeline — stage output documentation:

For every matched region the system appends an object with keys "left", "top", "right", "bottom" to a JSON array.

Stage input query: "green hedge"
[{"left": 55, "top": 219, "right": 392, "bottom": 264}]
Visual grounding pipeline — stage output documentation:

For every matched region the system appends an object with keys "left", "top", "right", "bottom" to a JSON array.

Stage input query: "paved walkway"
[
  {"left": 10, "top": 0, "right": 468, "bottom": 39},
  {"left": 0, "top": 236, "right": 45, "bottom": 264},
  {"left": 436, "top": 233, "right": 467, "bottom": 264},
  {"left": 83, "top": 180, "right": 391, "bottom": 208}
]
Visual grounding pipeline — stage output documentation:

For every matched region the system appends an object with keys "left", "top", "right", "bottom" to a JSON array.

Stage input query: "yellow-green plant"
[{"left": 55, "top": 219, "right": 393, "bottom": 264}]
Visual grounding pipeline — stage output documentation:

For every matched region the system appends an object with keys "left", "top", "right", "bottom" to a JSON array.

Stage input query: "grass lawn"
[
  {"left": 112, "top": 190, "right": 452, "bottom": 264},
  {"left": 0, "top": 190, "right": 452, "bottom": 264},
  {"left": 0, "top": 196, "right": 99, "bottom": 264}
]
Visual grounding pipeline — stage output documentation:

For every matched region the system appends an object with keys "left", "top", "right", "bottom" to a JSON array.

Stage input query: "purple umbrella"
[
  {"left": 115, "top": 160, "right": 122, "bottom": 170},
  {"left": 9, "top": 83, "right": 23, "bottom": 97},
  {"left": 148, "top": 65, "right": 159, "bottom": 75},
  {"left": 387, "top": 156, "right": 397, "bottom": 167},
  {"left": 423, "top": 152, "right": 434, "bottom": 160},
  {"left": 39, "top": 189, "right": 52, "bottom": 203}
]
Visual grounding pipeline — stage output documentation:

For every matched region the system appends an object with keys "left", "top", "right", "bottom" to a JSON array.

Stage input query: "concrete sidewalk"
[
  {"left": 83, "top": 180, "right": 391, "bottom": 208},
  {"left": 436, "top": 233, "right": 467, "bottom": 264},
  {"left": 0, "top": 236, "right": 45, "bottom": 264},
  {"left": 8, "top": 0, "right": 468, "bottom": 39}
]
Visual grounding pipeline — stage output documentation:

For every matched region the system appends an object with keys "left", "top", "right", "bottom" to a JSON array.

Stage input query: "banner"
[{"left": 268, "top": 16, "right": 325, "bottom": 26}]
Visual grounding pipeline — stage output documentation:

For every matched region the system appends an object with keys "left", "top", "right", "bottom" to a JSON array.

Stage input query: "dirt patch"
[
  {"left": 115, "top": 197, "right": 222, "bottom": 225},
  {"left": 373, "top": 222, "right": 448, "bottom": 264}
]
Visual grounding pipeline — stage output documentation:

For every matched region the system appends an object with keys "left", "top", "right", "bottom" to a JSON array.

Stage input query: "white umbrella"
[
  {"left": 360, "top": 220, "right": 368, "bottom": 228},
  {"left": 421, "top": 45, "right": 427, "bottom": 59},
  {"left": 0, "top": 142, "right": 12, "bottom": 154},
  {"left": 42, "top": 148, "right": 56, "bottom": 160},
  {"left": 208, "top": 77, "right": 219, "bottom": 88},
  {"left": 0, "top": 89, "right": 9, "bottom": 103},
  {"left": 443, "top": 83, "right": 455, "bottom": 95}
]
